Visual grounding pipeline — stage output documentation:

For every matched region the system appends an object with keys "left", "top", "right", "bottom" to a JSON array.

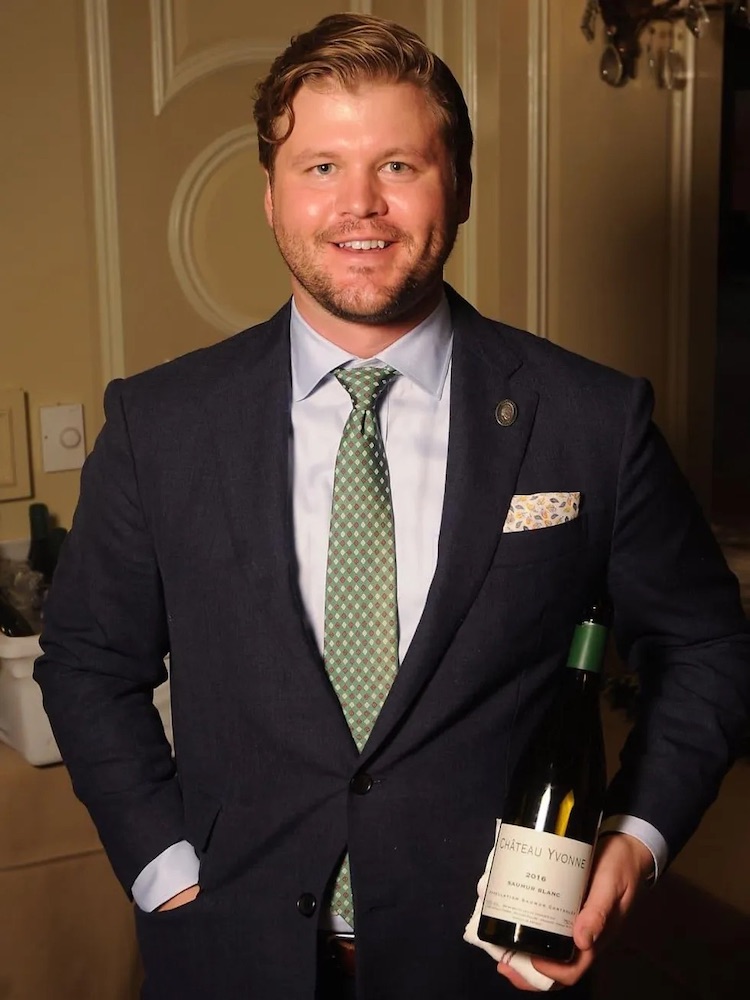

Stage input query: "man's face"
[{"left": 264, "top": 79, "right": 470, "bottom": 333}]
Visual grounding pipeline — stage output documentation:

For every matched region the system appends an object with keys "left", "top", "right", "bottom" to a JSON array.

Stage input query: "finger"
[
  {"left": 574, "top": 898, "right": 610, "bottom": 950},
  {"left": 495, "top": 962, "right": 542, "bottom": 991},
  {"left": 573, "top": 861, "right": 624, "bottom": 950},
  {"left": 574, "top": 834, "right": 650, "bottom": 951},
  {"left": 532, "top": 946, "right": 595, "bottom": 988}
]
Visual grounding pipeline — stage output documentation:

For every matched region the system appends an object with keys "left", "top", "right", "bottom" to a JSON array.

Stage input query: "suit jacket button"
[
  {"left": 297, "top": 893, "right": 317, "bottom": 917},
  {"left": 350, "top": 772, "right": 374, "bottom": 795}
]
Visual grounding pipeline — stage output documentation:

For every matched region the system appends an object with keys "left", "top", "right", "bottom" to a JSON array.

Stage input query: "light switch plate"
[{"left": 40, "top": 404, "right": 86, "bottom": 473}]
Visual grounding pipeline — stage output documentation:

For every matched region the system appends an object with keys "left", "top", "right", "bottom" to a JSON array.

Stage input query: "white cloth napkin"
[{"left": 463, "top": 820, "right": 555, "bottom": 991}]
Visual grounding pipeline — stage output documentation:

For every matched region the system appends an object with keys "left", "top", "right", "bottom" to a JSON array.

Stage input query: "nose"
[{"left": 334, "top": 168, "right": 387, "bottom": 218}]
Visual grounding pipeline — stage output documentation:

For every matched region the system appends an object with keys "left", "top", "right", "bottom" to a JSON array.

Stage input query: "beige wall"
[
  {"left": 0, "top": 0, "right": 724, "bottom": 541},
  {"left": 545, "top": 6, "right": 722, "bottom": 499},
  {"left": 1, "top": 1, "right": 102, "bottom": 542}
]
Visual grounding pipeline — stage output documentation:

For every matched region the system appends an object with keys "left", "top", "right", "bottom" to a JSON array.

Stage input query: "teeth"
[{"left": 337, "top": 240, "right": 387, "bottom": 250}]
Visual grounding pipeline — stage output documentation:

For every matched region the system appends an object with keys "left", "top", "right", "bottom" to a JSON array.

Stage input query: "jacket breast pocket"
[{"left": 493, "top": 514, "right": 588, "bottom": 568}]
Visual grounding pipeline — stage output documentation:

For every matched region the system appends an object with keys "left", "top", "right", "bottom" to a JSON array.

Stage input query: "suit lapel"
[
  {"left": 209, "top": 304, "right": 293, "bottom": 597},
  {"left": 208, "top": 304, "right": 357, "bottom": 754},
  {"left": 362, "top": 292, "right": 538, "bottom": 759}
]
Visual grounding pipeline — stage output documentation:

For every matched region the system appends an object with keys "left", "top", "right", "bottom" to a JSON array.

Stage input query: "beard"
[{"left": 270, "top": 217, "right": 460, "bottom": 326}]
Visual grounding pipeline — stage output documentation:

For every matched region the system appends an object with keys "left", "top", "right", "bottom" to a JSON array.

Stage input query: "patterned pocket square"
[{"left": 503, "top": 492, "right": 581, "bottom": 532}]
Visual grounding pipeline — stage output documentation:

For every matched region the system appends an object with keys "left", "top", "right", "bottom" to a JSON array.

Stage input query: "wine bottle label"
[{"left": 481, "top": 823, "right": 593, "bottom": 936}]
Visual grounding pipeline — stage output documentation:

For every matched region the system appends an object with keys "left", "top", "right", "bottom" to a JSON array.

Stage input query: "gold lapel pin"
[{"left": 495, "top": 399, "right": 518, "bottom": 427}]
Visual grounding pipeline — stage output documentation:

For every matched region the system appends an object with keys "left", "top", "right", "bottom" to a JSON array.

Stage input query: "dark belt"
[{"left": 319, "top": 932, "right": 356, "bottom": 979}]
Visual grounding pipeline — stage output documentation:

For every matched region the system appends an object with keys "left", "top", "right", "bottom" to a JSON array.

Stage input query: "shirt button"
[
  {"left": 350, "top": 772, "right": 374, "bottom": 795},
  {"left": 297, "top": 893, "right": 317, "bottom": 917}
]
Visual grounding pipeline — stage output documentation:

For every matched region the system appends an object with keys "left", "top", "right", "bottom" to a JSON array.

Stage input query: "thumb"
[{"left": 573, "top": 868, "right": 620, "bottom": 951}]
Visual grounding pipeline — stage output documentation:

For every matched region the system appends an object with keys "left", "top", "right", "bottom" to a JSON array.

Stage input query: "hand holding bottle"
[{"left": 494, "top": 832, "right": 654, "bottom": 991}]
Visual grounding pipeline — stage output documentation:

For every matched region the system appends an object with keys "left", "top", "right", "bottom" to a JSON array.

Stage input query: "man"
[{"left": 35, "top": 12, "right": 749, "bottom": 1000}]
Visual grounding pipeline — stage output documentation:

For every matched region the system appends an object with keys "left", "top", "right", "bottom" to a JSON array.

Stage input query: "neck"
[{"left": 291, "top": 282, "right": 443, "bottom": 357}]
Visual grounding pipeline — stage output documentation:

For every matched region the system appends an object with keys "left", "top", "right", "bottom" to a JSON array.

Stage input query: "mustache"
[{"left": 317, "top": 223, "right": 406, "bottom": 244}]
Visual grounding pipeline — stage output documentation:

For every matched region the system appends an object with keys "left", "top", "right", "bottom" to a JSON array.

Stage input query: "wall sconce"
[{"left": 582, "top": 0, "right": 750, "bottom": 88}]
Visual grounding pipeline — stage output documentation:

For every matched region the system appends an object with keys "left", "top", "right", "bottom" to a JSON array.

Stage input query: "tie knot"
[{"left": 334, "top": 366, "right": 399, "bottom": 411}]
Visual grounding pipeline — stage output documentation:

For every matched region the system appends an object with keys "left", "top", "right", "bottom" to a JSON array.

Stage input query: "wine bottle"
[
  {"left": 477, "top": 600, "right": 610, "bottom": 962},
  {"left": 27, "top": 503, "right": 57, "bottom": 584},
  {"left": 0, "top": 592, "right": 34, "bottom": 637}
]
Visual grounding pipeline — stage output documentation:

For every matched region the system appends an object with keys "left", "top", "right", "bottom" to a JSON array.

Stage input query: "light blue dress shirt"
[{"left": 132, "top": 296, "right": 666, "bottom": 912}]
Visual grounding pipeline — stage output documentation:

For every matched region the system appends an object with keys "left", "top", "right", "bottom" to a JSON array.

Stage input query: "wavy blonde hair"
[{"left": 253, "top": 12, "right": 473, "bottom": 191}]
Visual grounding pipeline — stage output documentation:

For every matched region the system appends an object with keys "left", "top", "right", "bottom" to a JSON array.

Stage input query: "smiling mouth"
[{"left": 335, "top": 239, "right": 391, "bottom": 251}]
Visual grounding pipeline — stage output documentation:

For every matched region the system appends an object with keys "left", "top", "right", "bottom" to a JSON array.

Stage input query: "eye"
[
  {"left": 312, "top": 163, "right": 335, "bottom": 176},
  {"left": 384, "top": 161, "right": 410, "bottom": 174}
]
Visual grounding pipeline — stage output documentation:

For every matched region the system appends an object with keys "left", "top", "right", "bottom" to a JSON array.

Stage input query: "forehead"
[{"left": 278, "top": 79, "right": 446, "bottom": 152}]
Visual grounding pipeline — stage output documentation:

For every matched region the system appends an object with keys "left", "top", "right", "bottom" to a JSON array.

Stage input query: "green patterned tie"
[{"left": 324, "top": 365, "right": 400, "bottom": 925}]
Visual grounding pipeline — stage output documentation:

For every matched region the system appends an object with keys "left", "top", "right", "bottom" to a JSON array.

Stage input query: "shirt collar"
[{"left": 290, "top": 293, "right": 453, "bottom": 402}]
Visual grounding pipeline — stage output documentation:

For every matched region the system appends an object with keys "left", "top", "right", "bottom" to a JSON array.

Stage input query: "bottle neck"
[
  {"left": 29, "top": 504, "right": 49, "bottom": 541},
  {"left": 566, "top": 621, "right": 607, "bottom": 674}
]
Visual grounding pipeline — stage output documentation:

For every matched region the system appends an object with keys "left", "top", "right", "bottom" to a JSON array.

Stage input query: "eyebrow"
[
  {"left": 288, "top": 146, "right": 433, "bottom": 168},
  {"left": 288, "top": 150, "right": 340, "bottom": 167},
  {"left": 379, "top": 147, "right": 432, "bottom": 162}
]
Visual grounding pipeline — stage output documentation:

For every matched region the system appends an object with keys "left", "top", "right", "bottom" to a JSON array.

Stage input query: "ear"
[
  {"left": 457, "top": 172, "right": 472, "bottom": 225},
  {"left": 263, "top": 170, "right": 274, "bottom": 227}
]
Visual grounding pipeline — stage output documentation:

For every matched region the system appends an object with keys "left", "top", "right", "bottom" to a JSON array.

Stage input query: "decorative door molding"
[
  {"left": 167, "top": 125, "right": 261, "bottom": 334},
  {"left": 665, "top": 29, "right": 696, "bottom": 465},
  {"left": 85, "top": 0, "right": 125, "bottom": 385},
  {"left": 461, "top": 0, "right": 478, "bottom": 305},
  {"left": 526, "top": 0, "right": 549, "bottom": 338},
  {"left": 150, "top": 0, "right": 374, "bottom": 116}
]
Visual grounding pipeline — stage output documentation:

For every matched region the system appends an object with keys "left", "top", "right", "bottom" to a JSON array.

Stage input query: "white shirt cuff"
[
  {"left": 131, "top": 840, "right": 201, "bottom": 912},
  {"left": 599, "top": 814, "right": 668, "bottom": 881}
]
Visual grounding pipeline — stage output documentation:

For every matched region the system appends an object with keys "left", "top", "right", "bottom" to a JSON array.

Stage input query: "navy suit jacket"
[{"left": 36, "top": 288, "right": 750, "bottom": 999}]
